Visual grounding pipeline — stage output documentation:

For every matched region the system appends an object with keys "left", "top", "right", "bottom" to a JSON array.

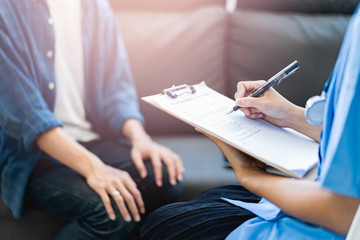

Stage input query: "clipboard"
[{"left": 142, "top": 82, "right": 318, "bottom": 178}]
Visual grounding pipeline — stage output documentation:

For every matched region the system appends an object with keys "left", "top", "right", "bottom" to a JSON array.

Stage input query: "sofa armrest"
[
  {"left": 228, "top": 10, "right": 351, "bottom": 106},
  {"left": 236, "top": 0, "right": 359, "bottom": 14}
]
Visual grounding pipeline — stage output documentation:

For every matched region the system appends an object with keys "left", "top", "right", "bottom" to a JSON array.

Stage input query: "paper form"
[{"left": 142, "top": 82, "right": 318, "bottom": 178}]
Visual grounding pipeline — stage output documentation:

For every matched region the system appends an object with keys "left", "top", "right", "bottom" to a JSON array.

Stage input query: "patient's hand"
[
  {"left": 122, "top": 119, "right": 184, "bottom": 187},
  {"left": 131, "top": 138, "right": 184, "bottom": 187}
]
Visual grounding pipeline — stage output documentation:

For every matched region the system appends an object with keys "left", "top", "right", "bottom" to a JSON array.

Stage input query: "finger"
[
  {"left": 236, "top": 82, "right": 247, "bottom": 99},
  {"left": 241, "top": 108, "right": 251, "bottom": 116},
  {"left": 161, "top": 151, "right": 177, "bottom": 186},
  {"left": 236, "top": 80, "right": 265, "bottom": 98},
  {"left": 99, "top": 190, "right": 116, "bottom": 221},
  {"left": 132, "top": 150, "right": 147, "bottom": 179},
  {"left": 108, "top": 187, "right": 131, "bottom": 222},
  {"left": 173, "top": 153, "right": 184, "bottom": 182},
  {"left": 247, "top": 113, "right": 264, "bottom": 119},
  {"left": 150, "top": 151, "right": 163, "bottom": 187},
  {"left": 240, "top": 107, "right": 263, "bottom": 119},
  {"left": 249, "top": 107, "right": 262, "bottom": 114},
  {"left": 117, "top": 184, "right": 141, "bottom": 222},
  {"left": 166, "top": 151, "right": 185, "bottom": 181},
  {"left": 236, "top": 95, "right": 264, "bottom": 110},
  {"left": 122, "top": 176, "right": 146, "bottom": 214}
]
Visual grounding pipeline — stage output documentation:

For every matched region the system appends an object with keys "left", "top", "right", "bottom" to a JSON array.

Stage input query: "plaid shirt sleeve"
[{"left": 0, "top": 14, "right": 62, "bottom": 151}]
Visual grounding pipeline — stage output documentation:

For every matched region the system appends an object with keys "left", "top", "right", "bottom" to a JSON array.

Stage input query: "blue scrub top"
[{"left": 225, "top": 4, "right": 360, "bottom": 240}]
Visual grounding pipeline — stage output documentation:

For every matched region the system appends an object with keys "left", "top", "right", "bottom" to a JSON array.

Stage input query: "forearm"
[
  {"left": 236, "top": 168, "right": 359, "bottom": 235},
  {"left": 36, "top": 127, "right": 104, "bottom": 177},
  {"left": 284, "top": 105, "right": 322, "bottom": 142},
  {"left": 122, "top": 119, "right": 151, "bottom": 143}
]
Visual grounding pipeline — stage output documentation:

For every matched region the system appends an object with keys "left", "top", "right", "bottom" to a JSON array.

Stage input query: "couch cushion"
[
  {"left": 153, "top": 135, "right": 238, "bottom": 200},
  {"left": 228, "top": 10, "right": 350, "bottom": 106},
  {"left": 236, "top": 0, "right": 359, "bottom": 14},
  {"left": 0, "top": 199, "right": 66, "bottom": 240},
  {"left": 116, "top": 7, "right": 227, "bottom": 135}
]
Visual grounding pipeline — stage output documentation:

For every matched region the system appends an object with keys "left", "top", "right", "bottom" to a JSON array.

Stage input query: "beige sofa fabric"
[
  {"left": 110, "top": 0, "right": 225, "bottom": 11},
  {"left": 116, "top": 7, "right": 227, "bottom": 134}
]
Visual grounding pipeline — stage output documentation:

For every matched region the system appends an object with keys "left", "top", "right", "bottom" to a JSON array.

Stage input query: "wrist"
[
  {"left": 282, "top": 106, "right": 322, "bottom": 142},
  {"left": 81, "top": 152, "right": 106, "bottom": 179},
  {"left": 283, "top": 105, "right": 306, "bottom": 129},
  {"left": 234, "top": 167, "right": 264, "bottom": 187},
  {"left": 122, "top": 119, "right": 151, "bottom": 143}
]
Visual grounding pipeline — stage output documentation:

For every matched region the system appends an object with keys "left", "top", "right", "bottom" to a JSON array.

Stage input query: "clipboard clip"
[{"left": 161, "top": 84, "right": 196, "bottom": 99}]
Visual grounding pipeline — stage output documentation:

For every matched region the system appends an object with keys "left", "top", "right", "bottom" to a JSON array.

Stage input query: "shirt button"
[
  {"left": 48, "top": 18, "right": 54, "bottom": 25},
  {"left": 48, "top": 82, "right": 55, "bottom": 90},
  {"left": 47, "top": 50, "right": 53, "bottom": 59}
]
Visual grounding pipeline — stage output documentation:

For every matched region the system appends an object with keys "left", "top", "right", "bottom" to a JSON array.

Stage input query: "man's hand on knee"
[
  {"left": 86, "top": 158, "right": 145, "bottom": 222},
  {"left": 131, "top": 139, "right": 185, "bottom": 187}
]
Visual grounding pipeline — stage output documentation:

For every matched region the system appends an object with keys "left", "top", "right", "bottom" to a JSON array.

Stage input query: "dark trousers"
[
  {"left": 140, "top": 184, "right": 260, "bottom": 240},
  {"left": 27, "top": 140, "right": 183, "bottom": 240}
]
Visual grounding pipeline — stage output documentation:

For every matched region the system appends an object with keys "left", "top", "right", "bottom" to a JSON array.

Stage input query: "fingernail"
[
  {"left": 171, "top": 179, "right": 176, "bottom": 186},
  {"left": 141, "top": 207, "right": 146, "bottom": 214},
  {"left": 141, "top": 171, "right": 146, "bottom": 178},
  {"left": 258, "top": 114, "right": 264, "bottom": 118},
  {"left": 110, "top": 213, "right": 116, "bottom": 221},
  {"left": 134, "top": 215, "right": 141, "bottom": 222},
  {"left": 125, "top": 215, "right": 131, "bottom": 222},
  {"left": 157, "top": 180, "right": 162, "bottom": 187}
]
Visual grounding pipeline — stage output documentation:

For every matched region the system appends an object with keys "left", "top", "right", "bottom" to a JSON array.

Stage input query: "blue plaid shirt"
[{"left": 0, "top": 0, "right": 143, "bottom": 218}]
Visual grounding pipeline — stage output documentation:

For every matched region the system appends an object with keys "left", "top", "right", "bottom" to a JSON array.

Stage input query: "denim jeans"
[{"left": 27, "top": 140, "right": 183, "bottom": 240}]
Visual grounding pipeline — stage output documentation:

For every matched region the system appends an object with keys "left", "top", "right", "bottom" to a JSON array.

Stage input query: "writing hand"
[{"left": 235, "top": 80, "right": 298, "bottom": 128}]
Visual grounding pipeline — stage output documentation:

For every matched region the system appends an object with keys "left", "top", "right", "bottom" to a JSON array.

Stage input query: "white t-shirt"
[{"left": 46, "top": 0, "right": 100, "bottom": 142}]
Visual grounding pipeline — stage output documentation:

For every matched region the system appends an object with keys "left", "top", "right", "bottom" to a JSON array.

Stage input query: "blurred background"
[{"left": 108, "top": 0, "right": 358, "bottom": 135}]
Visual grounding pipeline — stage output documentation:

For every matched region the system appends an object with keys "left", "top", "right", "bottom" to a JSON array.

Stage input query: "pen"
[{"left": 227, "top": 60, "right": 300, "bottom": 114}]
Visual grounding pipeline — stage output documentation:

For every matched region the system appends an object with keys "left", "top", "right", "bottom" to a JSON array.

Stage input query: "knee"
[
  {"left": 161, "top": 177, "right": 184, "bottom": 203},
  {"left": 78, "top": 201, "right": 136, "bottom": 239},
  {"left": 141, "top": 163, "right": 184, "bottom": 210}
]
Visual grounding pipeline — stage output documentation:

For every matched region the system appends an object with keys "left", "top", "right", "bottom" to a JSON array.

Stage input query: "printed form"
[{"left": 142, "top": 82, "right": 318, "bottom": 178}]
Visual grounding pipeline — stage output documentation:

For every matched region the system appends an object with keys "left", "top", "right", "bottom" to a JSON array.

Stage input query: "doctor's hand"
[
  {"left": 196, "top": 129, "right": 265, "bottom": 179},
  {"left": 234, "top": 80, "right": 300, "bottom": 128},
  {"left": 131, "top": 138, "right": 184, "bottom": 187}
]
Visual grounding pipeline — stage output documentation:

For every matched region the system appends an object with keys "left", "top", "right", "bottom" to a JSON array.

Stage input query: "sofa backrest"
[
  {"left": 116, "top": 6, "right": 227, "bottom": 135},
  {"left": 227, "top": 10, "right": 351, "bottom": 107},
  {"left": 110, "top": 0, "right": 226, "bottom": 11},
  {"left": 114, "top": 1, "right": 356, "bottom": 135}
]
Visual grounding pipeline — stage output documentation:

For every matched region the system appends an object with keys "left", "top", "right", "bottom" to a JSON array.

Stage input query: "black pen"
[{"left": 227, "top": 60, "right": 300, "bottom": 114}]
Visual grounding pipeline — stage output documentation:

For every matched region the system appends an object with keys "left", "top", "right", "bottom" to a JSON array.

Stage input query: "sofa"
[{"left": 1, "top": 0, "right": 358, "bottom": 239}]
